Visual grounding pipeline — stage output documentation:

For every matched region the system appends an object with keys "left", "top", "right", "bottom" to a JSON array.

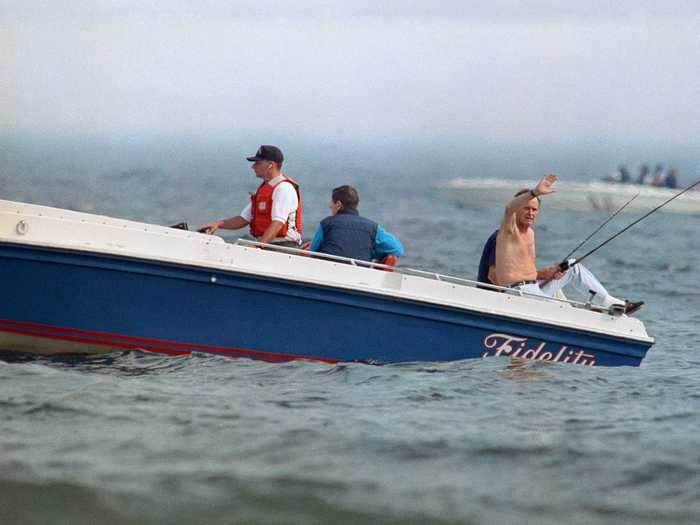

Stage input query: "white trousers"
[{"left": 517, "top": 264, "right": 622, "bottom": 307}]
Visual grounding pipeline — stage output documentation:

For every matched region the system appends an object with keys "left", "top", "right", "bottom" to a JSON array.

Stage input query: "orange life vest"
[{"left": 249, "top": 175, "right": 303, "bottom": 239}]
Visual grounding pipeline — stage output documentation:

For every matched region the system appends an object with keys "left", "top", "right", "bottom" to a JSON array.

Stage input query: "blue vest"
[{"left": 319, "top": 209, "right": 378, "bottom": 261}]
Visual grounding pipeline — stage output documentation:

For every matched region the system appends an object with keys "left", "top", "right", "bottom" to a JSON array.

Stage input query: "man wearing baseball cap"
[{"left": 198, "top": 145, "right": 303, "bottom": 247}]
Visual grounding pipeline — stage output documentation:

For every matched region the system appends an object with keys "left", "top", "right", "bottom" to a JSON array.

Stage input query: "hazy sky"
[{"left": 2, "top": 1, "right": 699, "bottom": 143}]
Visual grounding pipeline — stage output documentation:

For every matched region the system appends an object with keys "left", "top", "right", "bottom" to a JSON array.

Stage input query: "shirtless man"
[{"left": 478, "top": 174, "right": 643, "bottom": 314}]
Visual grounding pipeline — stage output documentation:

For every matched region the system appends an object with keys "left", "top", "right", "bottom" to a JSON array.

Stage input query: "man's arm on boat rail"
[{"left": 198, "top": 215, "right": 249, "bottom": 234}]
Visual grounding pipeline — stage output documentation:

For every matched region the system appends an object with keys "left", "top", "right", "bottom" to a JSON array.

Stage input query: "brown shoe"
[{"left": 624, "top": 300, "right": 644, "bottom": 315}]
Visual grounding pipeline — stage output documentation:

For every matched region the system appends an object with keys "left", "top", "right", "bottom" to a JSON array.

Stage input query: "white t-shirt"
[{"left": 240, "top": 174, "right": 301, "bottom": 243}]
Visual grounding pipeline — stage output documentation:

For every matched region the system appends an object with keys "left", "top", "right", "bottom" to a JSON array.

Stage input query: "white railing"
[
  {"left": 235, "top": 238, "right": 399, "bottom": 271},
  {"left": 234, "top": 239, "right": 613, "bottom": 314}
]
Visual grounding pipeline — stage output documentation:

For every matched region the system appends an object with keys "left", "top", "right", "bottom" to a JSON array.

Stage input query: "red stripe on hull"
[{"left": 0, "top": 318, "right": 338, "bottom": 363}]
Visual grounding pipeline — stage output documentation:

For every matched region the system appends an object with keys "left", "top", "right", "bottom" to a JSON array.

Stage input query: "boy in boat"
[
  {"left": 307, "top": 185, "right": 404, "bottom": 263},
  {"left": 197, "top": 145, "right": 303, "bottom": 248},
  {"left": 477, "top": 174, "right": 643, "bottom": 314}
]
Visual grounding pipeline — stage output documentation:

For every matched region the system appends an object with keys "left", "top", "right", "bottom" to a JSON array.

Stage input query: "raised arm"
[{"left": 500, "top": 173, "right": 558, "bottom": 233}]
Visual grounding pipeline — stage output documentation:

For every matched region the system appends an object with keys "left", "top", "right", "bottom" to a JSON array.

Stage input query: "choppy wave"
[{"left": 3, "top": 347, "right": 700, "bottom": 524}]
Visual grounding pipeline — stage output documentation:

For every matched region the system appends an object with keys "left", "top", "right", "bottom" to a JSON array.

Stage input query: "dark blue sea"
[{"left": 2, "top": 135, "right": 700, "bottom": 524}]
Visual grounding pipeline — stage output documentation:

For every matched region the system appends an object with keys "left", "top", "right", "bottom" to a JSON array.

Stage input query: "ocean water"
[{"left": 2, "top": 136, "right": 700, "bottom": 524}]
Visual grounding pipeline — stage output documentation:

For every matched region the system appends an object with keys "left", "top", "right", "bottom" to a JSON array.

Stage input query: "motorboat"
[
  {"left": 0, "top": 199, "right": 654, "bottom": 366},
  {"left": 435, "top": 178, "right": 700, "bottom": 215}
]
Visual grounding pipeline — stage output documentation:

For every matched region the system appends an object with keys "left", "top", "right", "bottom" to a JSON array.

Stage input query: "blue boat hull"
[{"left": 0, "top": 242, "right": 652, "bottom": 366}]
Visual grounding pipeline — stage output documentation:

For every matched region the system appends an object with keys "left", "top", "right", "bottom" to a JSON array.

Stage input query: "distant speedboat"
[
  {"left": 434, "top": 178, "right": 700, "bottom": 214},
  {"left": 0, "top": 199, "right": 653, "bottom": 367}
]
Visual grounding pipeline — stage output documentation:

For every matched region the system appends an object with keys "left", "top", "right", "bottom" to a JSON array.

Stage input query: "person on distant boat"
[
  {"left": 197, "top": 145, "right": 302, "bottom": 247},
  {"left": 603, "top": 164, "right": 630, "bottom": 183},
  {"left": 477, "top": 174, "right": 643, "bottom": 314},
  {"left": 618, "top": 164, "right": 631, "bottom": 183},
  {"left": 636, "top": 163, "right": 650, "bottom": 185},
  {"left": 307, "top": 185, "right": 404, "bottom": 262},
  {"left": 664, "top": 168, "right": 679, "bottom": 189},
  {"left": 651, "top": 164, "right": 665, "bottom": 186}
]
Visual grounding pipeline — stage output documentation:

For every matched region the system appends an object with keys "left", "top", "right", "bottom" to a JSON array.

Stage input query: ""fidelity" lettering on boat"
[{"left": 482, "top": 333, "right": 596, "bottom": 366}]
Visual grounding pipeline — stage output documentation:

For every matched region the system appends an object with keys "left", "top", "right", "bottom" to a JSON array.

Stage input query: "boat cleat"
[{"left": 608, "top": 303, "right": 627, "bottom": 316}]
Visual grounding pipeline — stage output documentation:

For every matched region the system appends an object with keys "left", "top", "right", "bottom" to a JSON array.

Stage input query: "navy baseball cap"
[{"left": 246, "top": 145, "right": 284, "bottom": 164}]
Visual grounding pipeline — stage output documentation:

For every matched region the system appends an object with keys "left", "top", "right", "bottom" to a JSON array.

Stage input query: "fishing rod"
[
  {"left": 561, "top": 191, "right": 640, "bottom": 262},
  {"left": 559, "top": 179, "right": 700, "bottom": 272}
]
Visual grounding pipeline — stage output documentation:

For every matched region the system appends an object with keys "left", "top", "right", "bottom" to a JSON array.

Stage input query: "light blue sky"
[{"left": 2, "top": 1, "right": 699, "bottom": 144}]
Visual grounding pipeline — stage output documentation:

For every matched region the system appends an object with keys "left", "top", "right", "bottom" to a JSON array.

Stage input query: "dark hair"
[
  {"left": 515, "top": 188, "right": 541, "bottom": 205},
  {"left": 332, "top": 185, "right": 359, "bottom": 210}
]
